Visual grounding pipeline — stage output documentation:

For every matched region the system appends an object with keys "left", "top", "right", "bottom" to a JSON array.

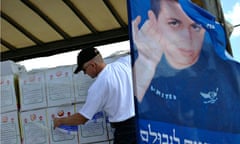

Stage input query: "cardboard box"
[
  {"left": 47, "top": 105, "right": 78, "bottom": 144},
  {"left": 104, "top": 51, "right": 129, "bottom": 64},
  {"left": 18, "top": 72, "right": 47, "bottom": 111},
  {"left": 45, "top": 66, "right": 75, "bottom": 107},
  {"left": 19, "top": 109, "right": 49, "bottom": 144},
  {"left": 72, "top": 65, "right": 95, "bottom": 103},
  {"left": 76, "top": 104, "right": 108, "bottom": 144},
  {"left": 105, "top": 116, "right": 115, "bottom": 141},
  {"left": 0, "top": 60, "right": 26, "bottom": 76},
  {"left": 1, "top": 111, "right": 21, "bottom": 144},
  {"left": 1, "top": 75, "right": 18, "bottom": 113},
  {"left": 92, "top": 141, "right": 110, "bottom": 144}
]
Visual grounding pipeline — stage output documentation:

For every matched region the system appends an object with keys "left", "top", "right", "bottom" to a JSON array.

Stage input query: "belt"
[{"left": 110, "top": 116, "right": 136, "bottom": 128}]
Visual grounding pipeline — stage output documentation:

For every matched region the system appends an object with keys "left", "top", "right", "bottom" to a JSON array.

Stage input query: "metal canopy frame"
[{"left": 1, "top": 0, "right": 129, "bottom": 62}]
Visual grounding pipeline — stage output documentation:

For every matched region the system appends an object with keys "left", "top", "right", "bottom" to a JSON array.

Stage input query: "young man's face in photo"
[{"left": 156, "top": 0, "right": 205, "bottom": 69}]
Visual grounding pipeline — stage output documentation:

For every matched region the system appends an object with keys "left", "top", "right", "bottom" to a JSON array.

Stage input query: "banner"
[{"left": 127, "top": 0, "right": 240, "bottom": 143}]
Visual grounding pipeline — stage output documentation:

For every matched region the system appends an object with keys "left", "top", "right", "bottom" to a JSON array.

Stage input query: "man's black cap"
[{"left": 74, "top": 47, "right": 100, "bottom": 74}]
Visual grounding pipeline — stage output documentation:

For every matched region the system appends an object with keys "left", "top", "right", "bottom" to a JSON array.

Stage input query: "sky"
[
  {"left": 221, "top": 0, "right": 240, "bottom": 62},
  {"left": 19, "top": 0, "right": 240, "bottom": 71}
]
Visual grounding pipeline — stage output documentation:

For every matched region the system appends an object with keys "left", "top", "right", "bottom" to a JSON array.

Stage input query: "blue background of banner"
[{"left": 127, "top": 0, "right": 240, "bottom": 143}]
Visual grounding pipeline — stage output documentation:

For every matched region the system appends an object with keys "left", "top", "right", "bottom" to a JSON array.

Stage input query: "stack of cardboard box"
[
  {"left": 1, "top": 60, "right": 25, "bottom": 144},
  {"left": 1, "top": 53, "right": 127, "bottom": 144}
]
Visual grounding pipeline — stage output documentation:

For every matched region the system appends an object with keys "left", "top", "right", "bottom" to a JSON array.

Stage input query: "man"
[
  {"left": 53, "top": 47, "right": 136, "bottom": 144},
  {"left": 132, "top": 0, "right": 205, "bottom": 102}
]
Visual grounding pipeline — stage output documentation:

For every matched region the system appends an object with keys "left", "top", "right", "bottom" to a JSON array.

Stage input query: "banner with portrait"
[{"left": 127, "top": 0, "right": 240, "bottom": 143}]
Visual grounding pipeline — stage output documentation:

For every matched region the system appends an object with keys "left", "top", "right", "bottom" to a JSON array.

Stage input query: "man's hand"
[
  {"left": 52, "top": 113, "right": 88, "bottom": 129},
  {"left": 132, "top": 10, "right": 164, "bottom": 102},
  {"left": 132, "top": 10, "right": 163, "bottom": 65},
  {"left": 53, "top": 118, "right": 62, "bottom": 129}
]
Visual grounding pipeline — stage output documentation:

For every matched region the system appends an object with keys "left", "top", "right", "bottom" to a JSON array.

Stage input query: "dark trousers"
[{"left": 111, "top": 117, "right": 137, "bottom": 144}]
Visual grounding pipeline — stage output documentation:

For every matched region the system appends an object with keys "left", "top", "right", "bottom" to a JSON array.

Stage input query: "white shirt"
[{"left": 79, "top": 55, "right": 135, "bottom": 122}]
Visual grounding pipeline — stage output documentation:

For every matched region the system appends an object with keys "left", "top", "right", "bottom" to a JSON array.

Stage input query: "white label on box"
[
  {"left": 0, "top": 75, "right": 18, "bottom": 113},
  {"left": 45, "top": 66, "right": 75, "bottom": 107},
  {"left": 76, "top": 104, "right": 108, "bottom": 144},
  {"left": 73, "top": 65, "right": 95, "bottom": 103},
  {"left": 47, "top": 105, "right": 78, "bottom": 144},
  {"left": 20, "top": 109, "right": 49, "bottom": 144},
  {"left": 19, "top": 72, "right": 47, "bottom": 111},
  {"left": 1, "top": 111, "right": 21, "bottom": 144}
]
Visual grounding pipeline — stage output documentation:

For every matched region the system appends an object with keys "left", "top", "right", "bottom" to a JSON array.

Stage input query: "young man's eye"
[
  {"left": 168, "top": 19, "right": 180, "bottom": 27},
  {"left": 191, "top": 23, "right": 202, "bottom": 32}
]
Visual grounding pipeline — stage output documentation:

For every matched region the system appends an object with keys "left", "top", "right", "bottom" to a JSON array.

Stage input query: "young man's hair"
[
  {"left": 151, "top": 0, "right": 178, "bottom": 18},
  {"left": 150, "top": 0, "right": 161, "bottom": 18}
]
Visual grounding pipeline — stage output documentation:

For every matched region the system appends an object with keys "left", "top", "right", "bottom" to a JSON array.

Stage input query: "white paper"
[
  {"left": 47, "top": 105, "right": 78, "bottom": 144},
  {"left": 76, "top": 104, "right": 108, "bottom": 144},
  {"left": 19, "top": 72, "right": 47, "bottom": 111},
  {"left": 20, "top": 109, "right": 49, "bottom": 144},
  {"left": 0, "top": 75, "right": 18, "bottom": 113},
  {"left": 72, "top": 65, "right": 95, "bottom": 103},
  {"left": 45, "top": 66, "right": 75, "bottom": 107},
  {"left": 1, "top": 111, "right": 21, "bottom": 144}
]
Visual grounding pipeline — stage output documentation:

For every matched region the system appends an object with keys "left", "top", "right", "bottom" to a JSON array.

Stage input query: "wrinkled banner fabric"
[{"left": 127, "top": 0, "right": 240, "bottom": 143}]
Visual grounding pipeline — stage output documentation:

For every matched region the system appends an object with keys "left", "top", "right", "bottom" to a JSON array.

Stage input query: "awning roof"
[{"left": 1, "top": 0, "right": 129, "bottom": 62}]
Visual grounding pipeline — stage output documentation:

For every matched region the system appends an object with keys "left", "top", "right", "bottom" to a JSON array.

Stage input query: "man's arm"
[
  {"left": 53, "top": 113, "right": 88, "bottom": 129},
  {"left": 132, "top": 11, "right": 163, "bottom": 102}
]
